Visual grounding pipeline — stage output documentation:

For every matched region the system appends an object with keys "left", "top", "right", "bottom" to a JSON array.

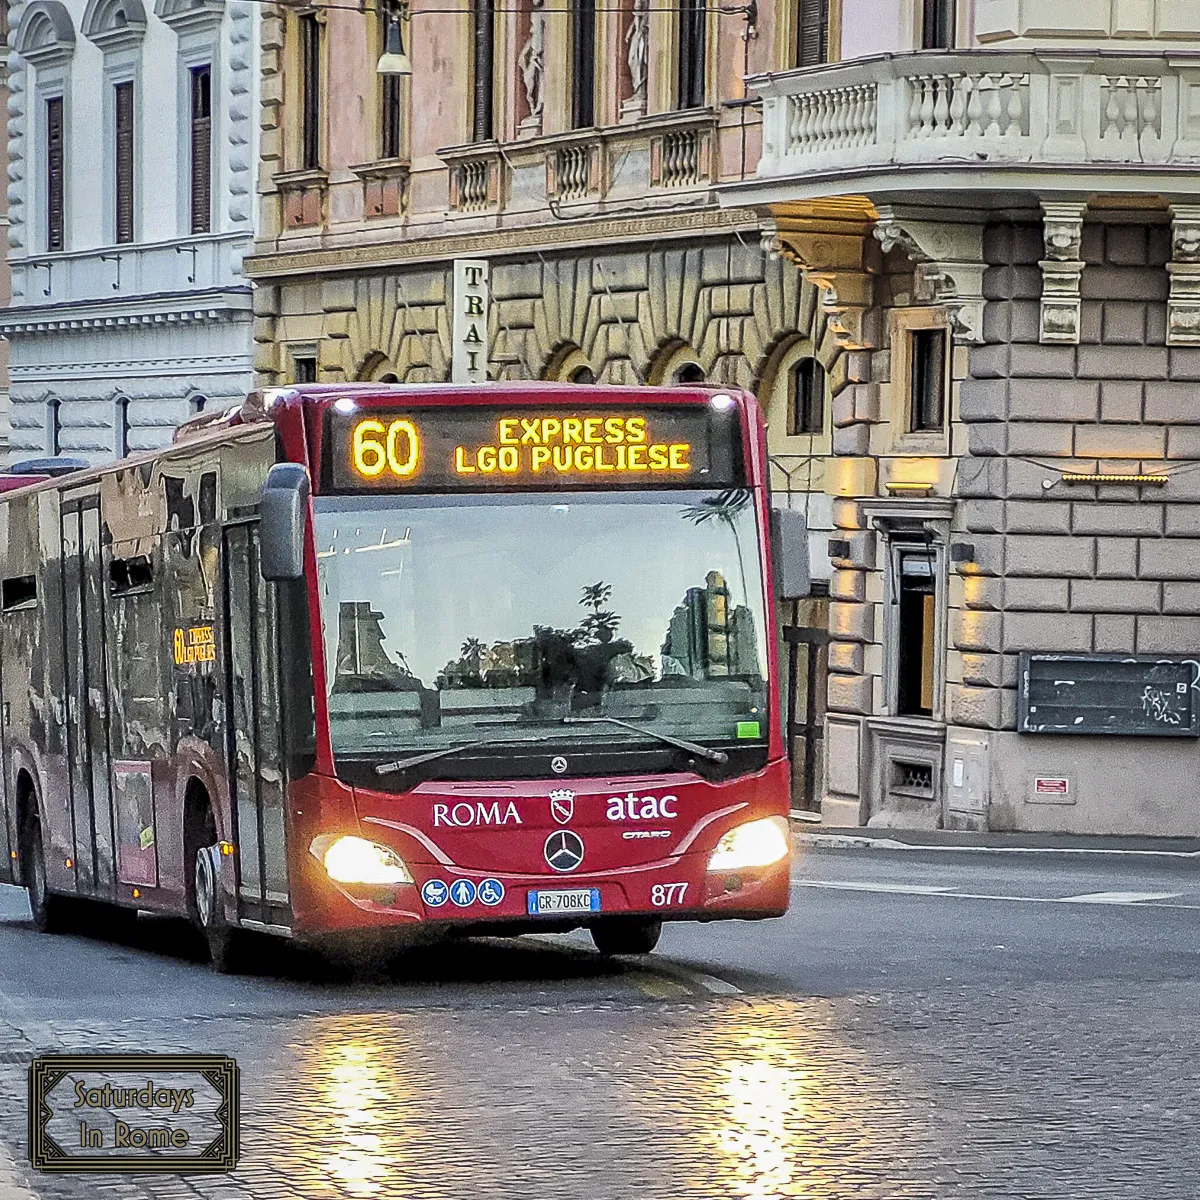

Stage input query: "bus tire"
[
  {"left": 22, "top": 811, "right": 72, "bottom": 935},
  {"left": 590, "top": 917, "right": 662, "bottom": 957},
  {"left": 190, "top": 816, "right": 245, "bottom": 975}
]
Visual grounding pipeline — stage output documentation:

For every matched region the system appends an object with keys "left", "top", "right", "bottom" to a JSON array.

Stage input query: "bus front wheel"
[
  {"left": 22, "top": 812, "right": 71, "bottom": 934},
  {"left": 590, "top": 918, "right": 662, "bottom": 956}
]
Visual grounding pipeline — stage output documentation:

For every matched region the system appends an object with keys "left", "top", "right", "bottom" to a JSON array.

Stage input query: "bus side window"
[{"left": 1, "top": 576, "right": 37, "bottom": 610}]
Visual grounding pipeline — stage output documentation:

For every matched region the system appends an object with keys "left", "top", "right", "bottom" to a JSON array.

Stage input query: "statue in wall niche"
[
  {"left": 519, "top": 0, "right": 546, "bottom": 121},
  {"left": 626, "top": 0, "right": 649, "bottom": 101}
]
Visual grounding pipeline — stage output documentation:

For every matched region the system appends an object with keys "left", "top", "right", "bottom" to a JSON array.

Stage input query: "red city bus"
[{"left": 0, "top": 383, "right": 806, "bottom": 970}]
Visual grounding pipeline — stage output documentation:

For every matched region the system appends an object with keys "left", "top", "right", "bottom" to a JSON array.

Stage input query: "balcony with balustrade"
[{"left": 730, "top": 50, "right": 1200, "bottom": 210}]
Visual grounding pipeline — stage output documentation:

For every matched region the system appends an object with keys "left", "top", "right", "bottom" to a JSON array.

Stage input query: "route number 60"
[
  {"left": 352, "top": 418, "right": 421, "bottom": 479},
  {"left": 651, "top": 883, "right": 688, "bottom": 907}
]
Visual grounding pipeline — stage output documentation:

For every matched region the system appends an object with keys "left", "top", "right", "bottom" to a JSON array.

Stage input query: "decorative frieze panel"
[{"left": 1039, "top": 202, "right": 1087, "bottom": 345}]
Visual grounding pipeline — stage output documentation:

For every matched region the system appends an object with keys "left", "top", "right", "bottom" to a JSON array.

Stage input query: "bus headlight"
[
  {"left": 319, "top": 836, "right": 413, "bottom": 886},
  {"left": 706, "top": 817, "right": 790, "bottom": 872}
]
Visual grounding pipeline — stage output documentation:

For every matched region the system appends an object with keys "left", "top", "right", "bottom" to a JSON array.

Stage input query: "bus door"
[
  {"left": 221, "top": 522, "right": 291, "bottom": 929},
  {"left": 60, "top": 498, "right": 116, "bottom": 897}
]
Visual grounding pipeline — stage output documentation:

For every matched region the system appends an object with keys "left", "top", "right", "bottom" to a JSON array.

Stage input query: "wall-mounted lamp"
[
  {"left": 377, "top": 2, "right": 412, "bottom": 76},
  {"left": 1058, "top": 472, "right": 1168, "bottom": 486}
]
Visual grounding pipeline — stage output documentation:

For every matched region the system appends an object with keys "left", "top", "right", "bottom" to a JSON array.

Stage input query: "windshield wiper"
[
  {"left": 375, "top": 734, "right": 558, "bottom": 775},
  {"left": 560, "top": 716, "right": 729, "bottom": 764}
]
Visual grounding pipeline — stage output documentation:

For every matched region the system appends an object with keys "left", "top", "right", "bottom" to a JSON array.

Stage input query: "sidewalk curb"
[{"left": 792, "top": 831, "right": 1200, "bottom": 859}]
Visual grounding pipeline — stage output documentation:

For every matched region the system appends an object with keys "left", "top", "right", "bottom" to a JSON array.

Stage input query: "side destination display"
[
  {"left": 1018, "top": 653, "right": 1200, "bottom": 737},
  {"left": 325, "top": 403, "right": 744, "bottom": 492}
]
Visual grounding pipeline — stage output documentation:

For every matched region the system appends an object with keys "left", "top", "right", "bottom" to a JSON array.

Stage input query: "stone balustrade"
[{"left": 754, "top": 50, "right": 1200, "bottom": 193}]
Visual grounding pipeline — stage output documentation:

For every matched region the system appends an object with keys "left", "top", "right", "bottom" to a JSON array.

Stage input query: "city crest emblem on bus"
[{"left": 549, "top": 789, "right": 576, "bottom": 825}]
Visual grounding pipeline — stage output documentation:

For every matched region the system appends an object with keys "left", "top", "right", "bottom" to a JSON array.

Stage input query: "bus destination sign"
[{"left": 327, "top": 404, "right": 743, "bottom": 491}]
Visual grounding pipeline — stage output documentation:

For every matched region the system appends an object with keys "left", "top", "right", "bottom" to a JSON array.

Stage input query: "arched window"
[
  {"left": 190, "top": 394, "right": 207, "bottom": 415},
  {"left": 46, "top": 398, "right": 62, "bottom": 456},
  {"left": 569, "top": 364, "right": 596, "bottom": 384},
  {"left": 787, "top": 357, "right": 825, "bottom": 435},
  {"left": 115, "top": 395, "right": 130, "bottom": 457}
]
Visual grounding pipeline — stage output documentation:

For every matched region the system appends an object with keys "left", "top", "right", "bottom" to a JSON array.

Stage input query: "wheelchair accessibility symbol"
[{"left": 477, "top": 879, "right": 505, "bottom": 906}]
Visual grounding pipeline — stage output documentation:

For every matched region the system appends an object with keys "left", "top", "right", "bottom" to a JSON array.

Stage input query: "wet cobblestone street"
[{"left": 1, "top": 847, "right": 1198, "bottom": 1199}]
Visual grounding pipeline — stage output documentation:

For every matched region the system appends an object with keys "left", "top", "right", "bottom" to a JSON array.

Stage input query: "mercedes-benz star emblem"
[
  {"left": 544, "top": 829, "right": 585, "bottom": 873},
  {"left": 551, "top": 756, "right": 569, "bottom": 775}
]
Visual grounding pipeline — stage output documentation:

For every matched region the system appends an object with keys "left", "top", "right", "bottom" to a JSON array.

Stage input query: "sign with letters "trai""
[{"left": 451, "top": 259, "right": 489, "bottom": 384}]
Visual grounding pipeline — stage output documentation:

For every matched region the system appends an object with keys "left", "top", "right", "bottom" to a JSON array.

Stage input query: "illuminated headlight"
[
  {"left": 707, "top": 817, "right": 790, "bottom": 872},
  {"left": 319, "top": 836, "right": 413, "bottom": 886}
]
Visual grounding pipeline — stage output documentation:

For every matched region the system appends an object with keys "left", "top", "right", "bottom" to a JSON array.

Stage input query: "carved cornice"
[
  {"left": 873, "top": 205, "right": 986, "bottom": 344},
  {"left": 761, "top": 216, "right": 879, "bottom": 350},
  {"left": 1040, "top": 201, "right": 1087, "bottom": 345},
  {"left": 245, "top": 206, "right": 761, "bottom": 279},
  {"left": 1168, "top": 204, "right": 1200, "bottom": 347}
]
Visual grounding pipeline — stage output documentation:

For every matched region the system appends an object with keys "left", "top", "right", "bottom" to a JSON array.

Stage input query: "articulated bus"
[{"left": 0, "top": 383, "right": 805, "bottom": 970}]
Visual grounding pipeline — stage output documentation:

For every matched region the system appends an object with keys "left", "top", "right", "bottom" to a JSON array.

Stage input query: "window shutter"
[
  {"left": 796, "top": 0, "right": 829, "bottom": 67},
  {"left": 301, "top": 15, "right": 321, "bottom": 170},
  {"left": 676, "top": 0, "right": 707, "bottom": 110},
  {"left": 191, "top": 67, "right": 212, "bottom": 234},
  {"left": 570, "top": 0, "right": 596, "bottom": 129},
  {"left": 115, "top": 82, "right": 135, "bottom": 244},
  {"left": 46, "top": 97, "right": 65, "bottom": 252},
  {"left": 471, "top": 0, "right": 494, "bottom": 142}
]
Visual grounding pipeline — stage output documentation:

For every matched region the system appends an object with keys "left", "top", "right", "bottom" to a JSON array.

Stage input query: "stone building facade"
[
  {"left": 0, "top": 0, "right": 258, "bottom": 463},
  {"left": 245, "top": 0, "right": 842, "bottom": 568},
  {"left": 728, "top": 0, "right": 1200, "bottom": 834}
]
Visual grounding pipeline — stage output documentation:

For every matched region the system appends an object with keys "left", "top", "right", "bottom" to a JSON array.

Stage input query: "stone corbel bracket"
[
  {"left": 761, "top": 216, "right": 879, "bottom": 350},
  {"left": 1040, "top": 201, "right": 1087, "bottom": 344},
  {"left": 873, "top": 206, "right": 986, "bottom": 344},
  {"left": 1168, "top": 205, "right": 1200, "bottom": 347}
]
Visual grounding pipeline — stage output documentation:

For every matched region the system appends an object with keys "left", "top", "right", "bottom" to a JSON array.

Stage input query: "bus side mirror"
[
  {"left": 260, "top": 464, "right": 310, "bottom": 581},
  {"left": 771, "top": 507, "right": 810, "bottom": 600}
]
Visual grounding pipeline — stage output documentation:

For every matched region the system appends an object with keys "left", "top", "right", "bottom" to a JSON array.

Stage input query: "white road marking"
[
  {"left": 1055, "top": 891, "right": 1183, "bottom": 905},
  {"left": 795, "top": 881, "right": 958, "bottom": 896},
  {"left": 791, "top": 880, "right": 1200, "bottom": 910}
]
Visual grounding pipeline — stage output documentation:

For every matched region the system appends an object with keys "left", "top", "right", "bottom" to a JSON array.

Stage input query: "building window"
[
  {"left": 293, "top": 355, "right": 317, "bottom": 383},
  {"left": 909, "top": 328, "right": 947, "bottom": 432},
  {"left": 672, "top": 362, "right": 705, "bottom": 384},
  {"left": 190, "top": 394, "right": 208, "bottom": 415},
  {"left": 380, "top": 12, "right": 403, "bottom": 158},
  {"left": 115, "top": 397, "right": 130, "bottom": 458},
  {"left": 46, "top": 97, "right": 65, "bottom": 252},
  {"left": 676, "top": 0, "right": 706, "bottom": 110},
  {"left": 569, "top": 364, "right": 596, "bottom": 384},
  {"left": 787, "top": 357, "right": 825, "bottom": 435},
  {"left": 796, "top": 0, "right": 829, "bottom": 67},
  {"left": 896, "top": 550, "right": 936, "bottom": 716},
  {"left": 114, "top": 81, "right": 135, "bottom": 244},
  {"left": 921, "top": 0, "right": 954, "bottom": 49},
  {"left": 470, "top": 0, "right": 494, "bottom": 141},
  {"left": 300, "top": 13, "right": 322, "bottom": 170},
  {"left": 190, "top": 66, "right": 212, "bottom": 234},
  {"left": 571, "top": 0, "right": 596, "bottom": 129},
  {"left": 47, "top": 399, "right": 62, "bottom": 456}
]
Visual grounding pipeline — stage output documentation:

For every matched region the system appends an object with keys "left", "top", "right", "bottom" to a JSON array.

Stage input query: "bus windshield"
[{"left": 313, "top": 489, "right": 770, "bottom": 769}]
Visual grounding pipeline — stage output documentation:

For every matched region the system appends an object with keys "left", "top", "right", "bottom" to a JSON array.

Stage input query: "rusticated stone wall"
[{"left": 954, "top": 219, "right": 1200, "bottom": 738}]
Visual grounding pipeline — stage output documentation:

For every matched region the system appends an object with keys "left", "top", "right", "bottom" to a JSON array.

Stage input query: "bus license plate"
[{"left": 527, "top": 888, "right": 601, "bottom": 916}]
